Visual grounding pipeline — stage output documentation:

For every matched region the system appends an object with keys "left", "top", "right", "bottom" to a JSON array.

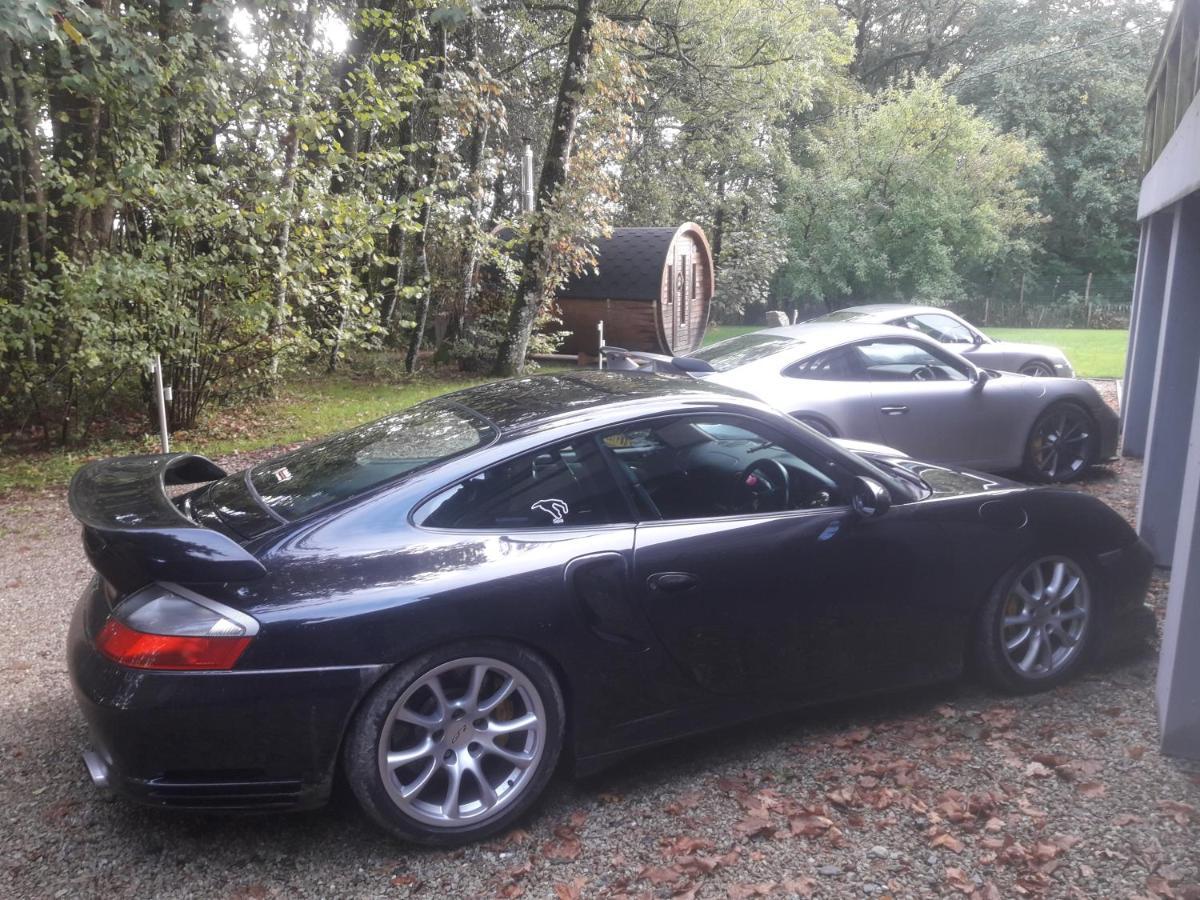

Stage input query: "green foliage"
[{"left": 777, "top": 76, "right": 1039, "bottom": 310}]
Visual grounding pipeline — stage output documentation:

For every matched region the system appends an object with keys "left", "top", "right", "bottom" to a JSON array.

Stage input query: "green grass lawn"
[
  {"left": 706, "top": 324, "right": 1127, "bottom": 378},
  {"left": 985, "top": 328, "right": 1127, "bottom": 379},
  {"left": 0, "top": 371, "right": 495, "bottom": 494}
]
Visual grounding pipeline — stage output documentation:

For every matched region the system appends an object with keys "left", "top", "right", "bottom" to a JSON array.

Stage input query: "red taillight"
[
  {"left": 97, "top": 619, "right": 251, "bottom": 670},
  {"left": 96, "top": 584, "right": 258, "bottom": 671}
]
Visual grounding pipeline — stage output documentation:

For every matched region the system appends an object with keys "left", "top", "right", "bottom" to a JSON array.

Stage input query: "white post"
[
  {"left": 521, "top": 141, "right": 535, "bottom": 214},
  {"left": 597, "top": 320, "right": 605, "bottom": 370},
  {"left": 153, "top": 354, "right": 170, "bottom": 454}
]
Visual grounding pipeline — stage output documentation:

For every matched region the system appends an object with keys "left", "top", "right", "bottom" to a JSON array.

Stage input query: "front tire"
[
  {"left": 1020, "top": 359, "right": 1056, "bottom": 377},
  {"left": 973, "top": 554, "right": 1096, "bottom": 693},
  {"left": 344, "top": 640, "right": 565, "bottom": 846},
  {"left": 1021, "top": 401, "right": 1097, "bottom": 483}
]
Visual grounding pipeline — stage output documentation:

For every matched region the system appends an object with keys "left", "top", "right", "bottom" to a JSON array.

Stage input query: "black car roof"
[{"left": 442, "top": 370, "right": 755, "bottom": 435}]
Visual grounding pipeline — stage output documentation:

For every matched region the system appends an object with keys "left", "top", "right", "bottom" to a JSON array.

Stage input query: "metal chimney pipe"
[{"left": 521, "top": 140, "right": 535, "bottom": 213}]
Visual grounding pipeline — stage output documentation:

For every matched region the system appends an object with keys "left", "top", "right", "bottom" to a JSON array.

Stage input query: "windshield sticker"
[{"left": 531, "top": 498, "right": 569, "bottom": 524}]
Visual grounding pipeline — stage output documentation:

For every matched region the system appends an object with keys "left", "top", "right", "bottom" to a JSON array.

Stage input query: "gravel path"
[{"left": 1, "top": 382, "right": 1198, "bottom": 900}]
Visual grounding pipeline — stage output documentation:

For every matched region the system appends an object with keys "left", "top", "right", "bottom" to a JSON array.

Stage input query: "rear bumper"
[
  {"left": 1095, "top": 538, "right": 1157, "bottom": 659},
  {"left": 68, "top": 579, "right": 387, "bottom": 811}
]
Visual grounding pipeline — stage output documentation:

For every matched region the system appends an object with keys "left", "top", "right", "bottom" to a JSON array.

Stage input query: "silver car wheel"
[
  {"left": 1001, "top": 556, "right": 1090, "bottom": 678},
  {"left": 1020, "top": 360, "right": 1055, "bottom": 377},
  {"left": 377, "top": 656, "right": 546, "bottom": 827},
  {"left": 1030, "top": 406, "right": 1092, "bottom": 479}
]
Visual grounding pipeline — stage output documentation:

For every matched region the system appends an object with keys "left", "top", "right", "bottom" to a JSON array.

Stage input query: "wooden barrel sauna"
[{"left": 555, "top": 223, "right": 714, "bottom": 356}]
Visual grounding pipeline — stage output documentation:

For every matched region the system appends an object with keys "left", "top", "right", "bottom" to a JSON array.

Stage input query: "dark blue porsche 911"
[{"left": 67, "top": 371, "right": 1154, "bottom": 845}]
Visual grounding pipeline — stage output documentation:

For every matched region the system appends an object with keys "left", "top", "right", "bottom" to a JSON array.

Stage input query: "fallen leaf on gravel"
[
  {"left": 1147, "top": 875, "right": 1178, "bottom": 898},
  {"left": 972, "top": 883, "right": 1002, "bottom": 900},
  {"left": 728, "top": 883, "right": 777, "bottom": 899},
  {"left": 734, "top": 814, "right": 776, "bottom": 839},
  {"left": 553, "top": 878, "right": 588, "bottom": 900},
  {"left": 826, "top": 786, "right": 856, "bottom": 806},
  {"left": 664, "top": 791, "right": 703, "bottom": 815},
  {"left": 1077, "top": 782, "right": 1106, "bottom": 798},
  {"left": 1023, "top": 761, "right": 1053, "bottom": 778},
  {"left": 832, "top": 727, "right": 872, "bottom": 748},
  {"left": 663, "top": 836, "right": 716, "bottom": 857},
  {"left": 789, "top": 812, "right": 834, "bottom": 837},
  {"left": 931, "top": 832, "right": 965, "bottom": 853},
  {"left": 1113, "top": 813, "right": 1143, "bottom": 826},
  {"left": 677, "top": 850, "right": 738, "bottom": 875},
  {"left": 543, "top": 825, "right": 582, "bottom": 861},
  {"left": 1158, "top": 801, "right": 1197, "bottom": 825},
  {"left": 638, "top": 865, "right": 684, "bottom": 886},
  {"left": 1128, "top": 746, "right": 1148, "bottom": 760},
  {"left": 984, "top": 817, "right": 1005, "bottom": 832},
  {"left": 945, "top": 867, "right": 974, "bottom": 894},
  {"left": 781, "top": 876, "right": 817, "bottom": 897}
]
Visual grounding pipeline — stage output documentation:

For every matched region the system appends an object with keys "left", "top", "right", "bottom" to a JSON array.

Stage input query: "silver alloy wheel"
[
  {"left": 1020, "top": 361, "right": 1055, "bottom": 377},
  {"left": 377, "top": 656, "right": 546, "bottom": 827},
  {"left": 1001, "top": 556, "right": 1090, "bottom": 678},
  {"left": 1030, "top": 407, "right": 1092, "bottom": 479}
]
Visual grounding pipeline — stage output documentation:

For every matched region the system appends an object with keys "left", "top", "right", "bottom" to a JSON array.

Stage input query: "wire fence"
[{"left": 763, "top": 271, "right": 1134, "bottom": 330}]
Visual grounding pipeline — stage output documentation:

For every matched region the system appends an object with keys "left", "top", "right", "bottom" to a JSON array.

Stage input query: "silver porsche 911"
[
  {"left": 808, "top": 304, "right": 1075, "bottom": 377},
  {"left": 604, "top": 322, "right": 1116, "bottom": 483}
]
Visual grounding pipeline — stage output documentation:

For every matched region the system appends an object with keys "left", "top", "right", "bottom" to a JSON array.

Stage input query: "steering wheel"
[
  {"left": 736, "top": 458, "right": 790, "bottom": 513},
  {"left": 911, "top": 365, "right": 936, "bottom": 381}
]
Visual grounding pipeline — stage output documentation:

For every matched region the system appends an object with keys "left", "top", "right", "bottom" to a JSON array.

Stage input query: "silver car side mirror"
[{"left": 852, "top": 476, "right": 891, "bottom": 519}]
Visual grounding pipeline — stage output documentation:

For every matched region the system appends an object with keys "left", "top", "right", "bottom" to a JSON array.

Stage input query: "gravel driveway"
[{"left": 1, "top": 381, "right": 1198, "bottom": 899}]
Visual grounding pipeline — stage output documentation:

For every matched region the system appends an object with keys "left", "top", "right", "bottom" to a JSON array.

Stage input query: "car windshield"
[
  {"left": 688, "top": 333, "right": 798, "bottom": 372},
  {"left": 245, "top": 402, "right": 497, "bottom": 521},
  {"left": 810, "top": 310, "right": 872, "bottom": 322}
]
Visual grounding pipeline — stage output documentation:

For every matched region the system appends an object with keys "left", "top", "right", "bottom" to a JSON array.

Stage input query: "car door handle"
[
  {"left": 647, "top": 572, "right": 700, "bottom": 593},
  {"left": 880, "top": 405, "right": 909, "bottom": 415}
]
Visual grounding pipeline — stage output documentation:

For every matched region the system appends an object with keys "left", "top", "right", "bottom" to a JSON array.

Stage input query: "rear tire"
[
  {"left": 344, "top": 640, "right": 565, "bottom": 846},
  {"left": 1021, "top": 401, "right": 1097, "bottom": 483},
  {"left": 973, "top": 554, "right": 1097, "bottom": 694}
]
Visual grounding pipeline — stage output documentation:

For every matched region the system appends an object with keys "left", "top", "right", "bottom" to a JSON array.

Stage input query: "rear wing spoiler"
[
  {"left": 599, "top": 346, "right": 714, "bottom": 375},
  {"left": 69, "top": 453, "right": 267, "bottom": 586}
]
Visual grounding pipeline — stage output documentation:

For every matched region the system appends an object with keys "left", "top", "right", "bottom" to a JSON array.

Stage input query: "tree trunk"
[
  {"left": 404, "top": 24, "right": 448, "bottom": 374},
  {"left": 449, "top": 20, "right": 491, "bottom": 345},
  {"left": 492, "top": 0, "right": 596, "bottom": 377},
  {"left": 268, "top": 0, "right": 316, "bottom": 380}
]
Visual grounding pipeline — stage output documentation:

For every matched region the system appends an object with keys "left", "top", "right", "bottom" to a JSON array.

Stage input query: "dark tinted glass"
[
  {"left": 785, "top": 347, "right": 865, "bottom": 381},
  {"left": 906, "top": 314, "right": 975, "bottom": 343},
  {"left": 857, "top": 340, "right": 968, "bottom": 381},
  {"left": 688, "top": 333, "right": 798, "bottom": 372},
  {"left": 600, "top": 416, "right": 849, "bottom": 520},
  {"left": 246, "top": 403, "right": 496, "bottom": 521},
  {"left": 415, "top": 437, "right": 629, "bottom": 529}
]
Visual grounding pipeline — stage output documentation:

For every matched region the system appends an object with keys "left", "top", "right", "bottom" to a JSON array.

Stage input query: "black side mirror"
[
  {"left": 851, "top": 476, "right": 891, "bottom": 519},
  {"left": 973, "top": 368, "right": 991, "bottom": 391}
]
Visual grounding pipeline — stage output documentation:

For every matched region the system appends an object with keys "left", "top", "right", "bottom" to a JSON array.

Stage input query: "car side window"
[
  {"left": 414, "top": 437, "right": 630, "bottom": 529},
  {"left": 599, "top": 416, "right": 851, "bottom": 521},
  {"left": 905, "top": 314, "right": 975, "bottom": 344},
  {"left": 783, "top": 347, "right": 865, "bottom": 381},
  {"left": 856, "top": 339, "right": 970, "bottom": 382}
]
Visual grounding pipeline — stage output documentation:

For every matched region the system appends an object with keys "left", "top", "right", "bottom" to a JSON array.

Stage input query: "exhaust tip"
[{"left": 82, "top": 749, "right": 112, "bottom": 794}]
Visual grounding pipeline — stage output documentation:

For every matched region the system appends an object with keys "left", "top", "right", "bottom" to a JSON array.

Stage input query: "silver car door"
[{"left": 856, "top": 338, "right": 1009, "bottom": 467}]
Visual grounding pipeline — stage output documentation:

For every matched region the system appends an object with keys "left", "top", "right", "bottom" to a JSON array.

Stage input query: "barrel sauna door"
[{"left": 666, "top": 241, "right": 693, "bottom": 352}]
